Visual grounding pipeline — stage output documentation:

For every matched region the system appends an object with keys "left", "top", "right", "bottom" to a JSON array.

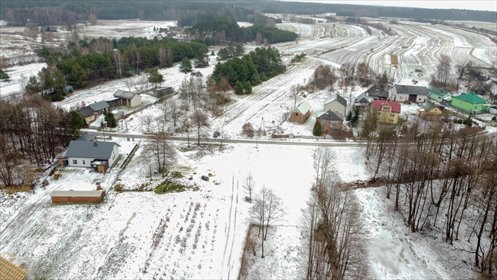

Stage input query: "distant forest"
[{"left": 1, "top": 0, "right": 496, "bottom": 25}]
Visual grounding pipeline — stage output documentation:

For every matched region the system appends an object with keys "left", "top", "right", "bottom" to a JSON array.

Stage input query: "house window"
[
  {"left": 83, "top": 160, "right": 86, "bottom": 165},
  {"left": 390, "top": 114, "right": 395, "bottom": 117},
  {"left": 73, "top": 160, "right": 77, "bottom": 164}
]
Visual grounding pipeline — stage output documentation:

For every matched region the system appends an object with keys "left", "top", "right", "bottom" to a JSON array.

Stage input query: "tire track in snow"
[{"left": 221, "top": 177, "right": 239, "bottom": 279}]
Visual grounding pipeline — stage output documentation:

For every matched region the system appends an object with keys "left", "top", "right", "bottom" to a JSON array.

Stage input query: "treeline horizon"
[{"left": 1, "top": 0, "right": 496, "bottom": 25}]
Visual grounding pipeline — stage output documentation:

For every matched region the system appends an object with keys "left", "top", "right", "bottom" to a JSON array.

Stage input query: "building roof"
[
  {"left": 371, "top": 100, "right": 401, "bottom": 113},
  {"left": 65, "top": 140, "right": 117, "bottom": 160},
  {"left": 89, "top": 101, "right": 109, "bottom": 111},
  {"left": 428, "top": 87, "right": 450, "bottom": 97},
  {"left": 113, "top": 90, "right": 138, "bottom": 100},
  {"left": 421, "top": 102, "right": 442, "bottom": 112},
  {"left": 294, "top": 102, "right": 311, "bottom": 115},
  {"left": 395, "top": 84, "right": 428, "bottom": 96},
  {"left": 365, "top": 84, "right": 390, "bottom": 99},
  {"left": 0, "top": 256, "right": 26, "bottom": 280},
  {"left": 51, "top": 190, "right": 104, "bottom": 198},
  {"left": 355, "top": 93, "right": 373, "bottom": 104},
  {"left": 452, "top": 92, "right": 488, "bottom": 105},
  {"left": 325, "top": 95, "right": 347, "bottom": 107},
  {"left": 77, "top": 106, "right": 95, "bottom": 118},
  {"left": 317, "top": 110, "right": 343, "bottom": 121}
]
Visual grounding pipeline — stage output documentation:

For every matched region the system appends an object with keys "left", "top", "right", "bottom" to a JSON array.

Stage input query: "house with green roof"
[
  {"left": 428, "top": 87, "right": 451, "bottom": 102},
  {"left": 451, "top": 92, "right": 489, "bottom": 114}
]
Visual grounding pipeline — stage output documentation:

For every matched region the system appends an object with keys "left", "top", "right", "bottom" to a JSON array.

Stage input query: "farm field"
[{"left": 1, "top": 14, "right": 496, "bottom": 279}]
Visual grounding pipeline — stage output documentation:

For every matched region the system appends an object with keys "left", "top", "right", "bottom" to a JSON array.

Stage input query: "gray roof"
[
  {"left": 78, "top": 106, "right": 95, "bottom": 117},
  {"left": 355, "top": 93, "right": 373, "bottom": 104},
  {"left": 325, "top": 95, "right": 347, "bottom": 107},
  {"left": 317, "top": 110, "right": 343, "bottom": 121},
  {"left": 294, "top": 102, "right": 311, "bottom": 115},
  {"left": 114, "top": 90, "right": 137, "bottom": 100},
  {"left": 395, "top": 84, "right": 428, "bottom": 96},
  {"left": 366, "top": 84, "right": 390, "bottom": 99},
  {"left": 89, "top": 101, "right": 109, "bottom": 111},
  {"left": 65, "top": 140, "right": 117, "bottom": 160}
]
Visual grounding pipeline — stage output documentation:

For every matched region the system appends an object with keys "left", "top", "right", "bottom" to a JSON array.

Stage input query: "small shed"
[
  {"left": 289, "top": 102, "right": 311, "bottom": 124},
  {"left": 77, "top": 106, "right": 96, "bottom": 124},
  {"left": 51, "top": 190, "right": 105, "bottom": 204},
  {"left": 113, "top": 90, "right": 142, "bottom": 107},
  {"left": 89, "top": 101, "right": 110, "bottom": 114}
]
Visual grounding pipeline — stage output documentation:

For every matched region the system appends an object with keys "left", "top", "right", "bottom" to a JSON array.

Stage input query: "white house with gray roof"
[
  {"left": 391, "top": 84, "right": 428, "bottom": 103},
  {"left": 63, "top": 137, "right": 119, "bottom": 173},
  {"left": 323, "top": 95, "right": 347, "bottom": 118},
  {"left": 113, "top": 90, "right": 142, "bottom": 107}
]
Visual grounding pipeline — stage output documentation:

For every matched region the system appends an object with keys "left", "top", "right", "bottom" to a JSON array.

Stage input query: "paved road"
[{"left": 81, "top": 129, "right": 369, "bottom": 147}]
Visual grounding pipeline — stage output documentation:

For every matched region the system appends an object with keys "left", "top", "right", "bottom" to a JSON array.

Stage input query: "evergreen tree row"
[
  {"left": 211, "top": 47, "right": 285, "bottom": 94},
  {"left": 179, "top": 13, "right": 298, "bottom": 45},
  {"left": 27, "top": 37, "right": 208, "bottom": 101}
]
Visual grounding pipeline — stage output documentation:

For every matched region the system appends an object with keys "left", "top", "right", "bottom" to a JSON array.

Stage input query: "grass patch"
[
  {"left": 2, "top": 185, "right": 32, "bottom": 194},
  {"left": 171, "top": 171, "right": 183, "bottom": 179},
  {"left": 155, "top": 180, "right": 188, "bottom": 194}
]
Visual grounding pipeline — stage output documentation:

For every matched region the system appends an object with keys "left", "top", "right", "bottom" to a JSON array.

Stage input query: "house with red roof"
[{"left": 371, "top": 100, "right": 401, "bottom": 124}]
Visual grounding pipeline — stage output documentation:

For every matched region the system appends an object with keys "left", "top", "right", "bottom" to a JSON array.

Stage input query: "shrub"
[
  {"left": 171, "top": 171, "right": 183, "bottom": 179},
  {"left": 155, "top": 180, "right": 187, "bottom": 194},
  {"left": 114, "top": 183, "right": 124, "bottom": 192},
  {"left": 242, "top": 122, "right": 255, "bottom": 138},
  {"left": 313, "top": 120, "right": 322, "bottom": 136}
]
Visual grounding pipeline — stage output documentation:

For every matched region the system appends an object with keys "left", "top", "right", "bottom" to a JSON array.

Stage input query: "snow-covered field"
[{"left": 1, "top": 16, "right": 496, "bottom": 279}]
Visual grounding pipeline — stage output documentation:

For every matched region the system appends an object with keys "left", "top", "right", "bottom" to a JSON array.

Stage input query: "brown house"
[
  {"left": 51, "top": 190, "right": 105, "bottom": 204},
  {"left": 419, "top": 103, "right": 443, "bottom": 120},
  {"left": 316, "top": 110, "right": 344, "bottom": 134},
  {"left": 289, "top": 102, "right": 311, "bottom": 124}
]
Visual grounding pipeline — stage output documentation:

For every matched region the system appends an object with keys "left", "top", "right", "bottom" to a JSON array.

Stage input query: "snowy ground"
[
  {"left": 355, "top": 187, "right": 477, "bottom": 279},
  {"left": 1, "top": 16, "right": 496, "bottom": 279},
  {"left": 0, "top": 63, "right": 46, "bottom": 98}
]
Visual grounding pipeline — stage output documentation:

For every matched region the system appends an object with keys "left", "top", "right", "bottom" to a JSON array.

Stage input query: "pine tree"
[
  {"left": 313, "top": 120, "right": 322, "bottom": 136},
  {"left": 346, "top": 110, "right": 353, "bottom": 121},
  {"left": 234, "top": 81, "right": 244, "bottom": 95},
  {"left": 180, "top": 57, "right": 192, "bottom": 73},
  {"left": 104, "top": 112, "right": 117, "bottom": 128}
]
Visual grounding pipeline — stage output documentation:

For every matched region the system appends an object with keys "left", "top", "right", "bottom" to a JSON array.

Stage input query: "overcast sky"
[{"left": 278, "top": 0, "right": 497, "bottom": 12}]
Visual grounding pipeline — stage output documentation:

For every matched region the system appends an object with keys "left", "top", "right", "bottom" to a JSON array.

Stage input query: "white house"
[
  {"left": 323, "top": 95, "right": 347, "bottom": 118},
  {"left": 113, "top": 90, "right": 142, "bottom": 107},
  {"left": 391, "top": 84, "right": 428, "bottom": 103},
  {"left": 62, "top": 136, "right": 119, "bottom": 173}
]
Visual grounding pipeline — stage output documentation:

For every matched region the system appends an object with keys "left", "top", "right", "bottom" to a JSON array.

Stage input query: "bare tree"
[
  {"left": 251, "top": 187, "right": 284, "bottom": 258},
  {"left": 304, "top": 147, "right": 361, "bottom": 279},
  {"left": 192, "top": 109, "right": 209, "bottom": 146},
  {"left": 435, "top": 54, "right": 452, "bottom": 86},
  {"left": 146, "top": 132, "right": 175, "bottom": 174},
  {"left": 142, "top": 114, "right": 153, "bottom": 133},
  {"left": 243, "top": 173, "right": 255, "bottom": 203}
]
